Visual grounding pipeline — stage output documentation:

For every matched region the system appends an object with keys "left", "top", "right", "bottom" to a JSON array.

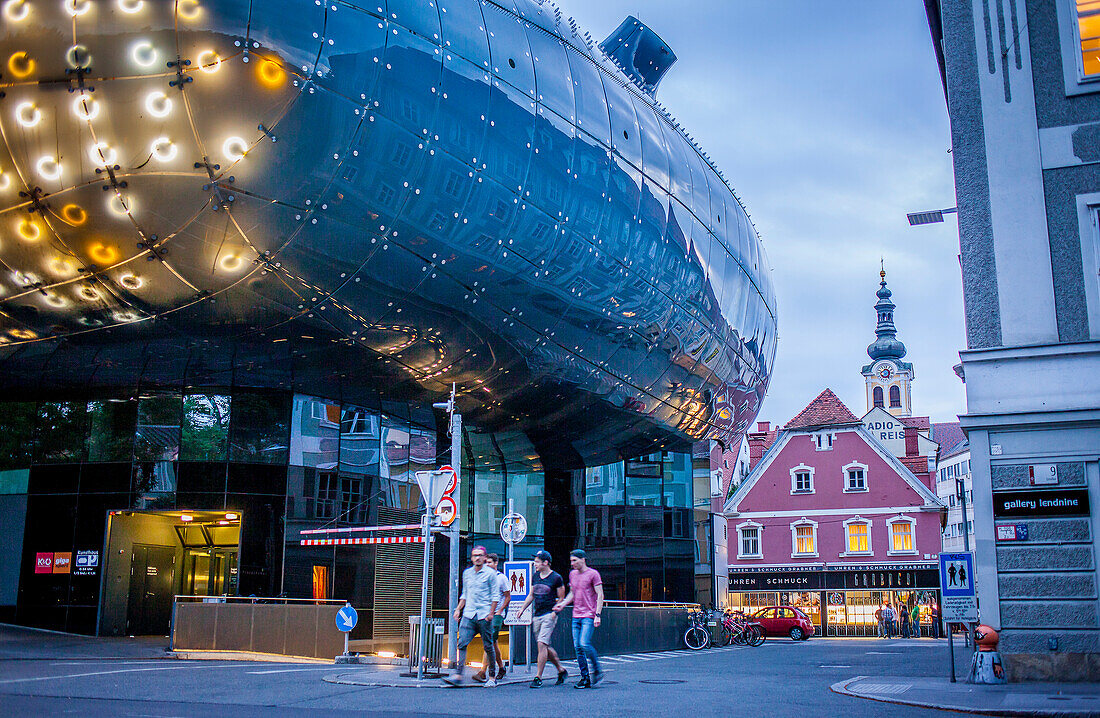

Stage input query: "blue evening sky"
[{"left": 560, "top": 0, "right": 967, "bottom": 427}]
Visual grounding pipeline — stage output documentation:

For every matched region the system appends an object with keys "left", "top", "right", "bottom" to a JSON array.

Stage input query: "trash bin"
[
  {"left": 407, "top": 616, "right": 446, "bottom": 675},
  {"left": 705, "top": 614, "right": 722, "bottom": 645}
]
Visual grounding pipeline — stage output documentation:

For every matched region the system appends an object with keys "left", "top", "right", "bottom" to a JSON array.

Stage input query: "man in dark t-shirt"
[{"left": 516, "top": 550, "right": 567, "bottom": 688}]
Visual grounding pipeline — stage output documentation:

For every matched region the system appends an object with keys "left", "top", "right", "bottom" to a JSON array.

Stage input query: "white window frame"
[
  {"left": 789, "top": 464, "right": 815, "bottom": 494},
  {"left": 813, "top": 431, "right": 834, "bottom": 451},
  {"left": 1075, "top": 196, "right": 1100, "bottom": 339},
  {"left": 736, "top": 520, "right": 763, "bottom": 560},
  {"left": 790, "top": 518, "right": 818, "bottom": 558},
  {"left": 841, "top": 516, "right": 873, "bottom": 556},
  {"left": 843, "top": 461, "right": 869, "bottom": 493},
  {"left": 1057, "top": 0, "right": 1100, "bottom": 95},
  {"left": 887, "top": 515, "right": 918, "bottom": 556}
]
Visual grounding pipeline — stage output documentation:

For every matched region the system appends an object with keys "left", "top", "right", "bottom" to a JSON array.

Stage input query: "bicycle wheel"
[
  {"left": 684, "top": 626, "right": 709, "bottom": 650},
  {"left": 748, "top": 624, "right": 766, "bottom": 647},
  {"left": 732, "top": 627, "right": 746, "bottom": 645},
  {"left": 719, "top": 624, "right": 733, "bottom": 646}
]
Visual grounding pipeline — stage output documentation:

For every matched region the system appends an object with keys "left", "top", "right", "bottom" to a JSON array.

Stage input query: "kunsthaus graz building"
[{"left": 0, "top": 0, "right": 776, "bottom": 639}]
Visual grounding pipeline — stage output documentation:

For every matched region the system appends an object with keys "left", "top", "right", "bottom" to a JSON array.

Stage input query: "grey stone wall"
[
  {"left": 1000, "top": 600, "right": 1099, "bottom": 628},
  {"left": 991, "top": 462, "right": 1086, "bottom": 489},
  {"left": 997, "top": 544, "right": 1094, "bottom": 571},
  {"left": 998, "top": 572, "right": 1097, "bottom": 599}
]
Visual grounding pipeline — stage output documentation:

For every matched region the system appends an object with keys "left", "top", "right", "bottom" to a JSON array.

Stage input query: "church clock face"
[{"left": 878, "top": 364, "right": 892, "bottom": 380}]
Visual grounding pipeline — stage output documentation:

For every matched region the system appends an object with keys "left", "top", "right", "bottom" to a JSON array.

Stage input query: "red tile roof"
[
  {"left": 784, "top": 388, "right": 860, "bottom": 430},
  {"left": 899, "top": 415, "right": 931, "bottom": 430},
  {"left": 932, "top": 421, "right": 968, "bottom": 458}
]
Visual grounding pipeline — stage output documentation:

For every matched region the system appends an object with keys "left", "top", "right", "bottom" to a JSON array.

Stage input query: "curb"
[
  {"left": 169, "top": 650, "right": 329, "bottom": 664},
  {"left": 830, "top": 676, "right": 1100, "bottom": 717}
]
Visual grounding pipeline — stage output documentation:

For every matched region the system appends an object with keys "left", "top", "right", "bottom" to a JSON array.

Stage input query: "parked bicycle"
[
  {"left": 723, "top": 610, "right": 766, "bottom": 647},
  {"left": 683, "top": 608, "right": 711, "bottom": 650}
]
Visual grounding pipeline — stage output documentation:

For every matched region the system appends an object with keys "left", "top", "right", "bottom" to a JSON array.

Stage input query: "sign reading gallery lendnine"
[{"left": 992, "top": 488, "right": 1090, "bottom": 518}]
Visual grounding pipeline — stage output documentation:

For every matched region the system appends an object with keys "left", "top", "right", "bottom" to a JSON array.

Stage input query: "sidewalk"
[
  {"left": 833, "top": 675, "right": 1100, "bottom": 716},
  {"left": 0, "top": 623, "right": 169, "bottom": 661}
]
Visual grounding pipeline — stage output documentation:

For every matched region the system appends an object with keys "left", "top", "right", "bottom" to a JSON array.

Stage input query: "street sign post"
[
  {"left": 336, "top": 603, "right": 358, "bottom": 656},
  {"left": 502, "top": 561, "right": 533, "bottom": 626},
  {"left": 499, "top": 512, "right": 528, "bottom": 545},
  {"left": 939, "top": 552, "right": 977, "bottom": 683}
]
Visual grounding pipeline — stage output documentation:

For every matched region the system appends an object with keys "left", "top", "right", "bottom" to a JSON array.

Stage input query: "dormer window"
[{"left": 813, "top": 432, "right": 834, "bottom": 451}]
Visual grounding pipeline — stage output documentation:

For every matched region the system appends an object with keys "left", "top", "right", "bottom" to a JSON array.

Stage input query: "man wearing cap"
[
  {"left": 445, "top": 545, "right": 500, "bottom": 687},
  {"left": 553, "top": 549, "right": 604, "bottom": 688},
  {"left": 516, "top": 550, "right": 567, "bottom": 688}
]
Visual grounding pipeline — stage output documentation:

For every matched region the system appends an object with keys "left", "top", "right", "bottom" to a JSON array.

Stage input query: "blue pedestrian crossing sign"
[
  {"left": 938, "top": 552, "right": 978, "bottom": 622},
  {"left": 336, "top": 603, "right": 358, "bottom": 632}
]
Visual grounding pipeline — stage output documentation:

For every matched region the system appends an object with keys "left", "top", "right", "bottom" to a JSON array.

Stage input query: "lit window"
[
  {"left": 889, "top": 518, "right": 916, "bottom": 554},
  {"left": 846, "top": 520, "right": 870, "bottom": 553},
  {"left": 1077, "top": 0, "right": 1100, "bottom": 78},
  {"left": 791, "top": 520, "right": 817, "bottom": 557}
]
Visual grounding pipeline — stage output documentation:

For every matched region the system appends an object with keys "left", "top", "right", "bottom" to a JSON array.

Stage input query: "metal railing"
[
  {"left": 173, "top": 595, "right": 346, "bottom": 605},
  {"left": 603, "top": 600, "right": 701, "bottom": 610}
]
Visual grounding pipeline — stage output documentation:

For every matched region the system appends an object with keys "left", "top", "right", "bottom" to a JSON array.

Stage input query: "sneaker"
[
  {"left": 573, "top": 677, "right": 590, "bottom": 690},
  {"left": 485, "top": 677, "right": 497, "bottom": 688},
  {"left": 442, "top": 674, "right": 465, "bottom": 687},
  {"left": 591, "top": 670, "right": 604, "bottom": 687},
  {"left": 496, "top": 665, "right": 507, "bottom": 680},
  {"left": 471, "top": 672, "right": 487, "bottom": 684},
  {"left": 530, "top": 677, "right": 543, "bottom": 689},
  {"left": 555, "top": 669, "right": 568, "bottom": 685}
]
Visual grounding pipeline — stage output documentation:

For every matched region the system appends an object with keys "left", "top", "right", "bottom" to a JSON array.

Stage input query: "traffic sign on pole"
[
  {"left": 503, "top": 561, "right": 533, "bottom": 626},
  {"left": 435, "top": 495, "right": 458, "bottom": 527},
  {"left": 499, "top": 512, "right": 527, "bottom": 545},
  {"left": 336, "top": 603, "right": 358, "bottom": 632}
]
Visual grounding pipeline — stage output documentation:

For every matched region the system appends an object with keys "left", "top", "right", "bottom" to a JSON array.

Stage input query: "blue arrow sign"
[{"left": 336, "top": 604, "right": 358, "bottom": 632}]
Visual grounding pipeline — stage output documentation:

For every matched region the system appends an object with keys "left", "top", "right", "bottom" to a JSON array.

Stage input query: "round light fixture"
[
  {"left": 43, "top": 292, "right": 68, "bottom": 308},
  {"left": 2, "top": 0, "right": 30, "bottom": 22},
  {"left": 48, "top": 257, "right": 78, "bottom": 277},
  {"left": 66, "top": 44, "right": 92, "bottom": 70},
  {"left": 117, "top": 0, "right": 143, "bottom": 14},
  {"left": 113, "top": 309, "right": 139, "bottom": 322},
  {"left": 61, "top": 204, "right": 88, "bottom": 225},
  {"left": 197, "top": 49, "right": 222, "bottom": 73},
  {"left": 257, "top": 59, "right": 286, "bottom": 87},
  {"left": 176, "top": 0, "right": 201, "bottom": 20},
  {"left": 78, "top": 285, "right": 100, "bottom": 301},
  {"left": 36, "top": 156, "right": 62, "bottom": 181},
  {"left": 0, "top": 171, "right": 10, "bottom": 191},
  {"left": 150, "top": 136, "right": 178, "bottom": 162},
  {"left": 9, "top": 328, "right": 37, "bottom": 340},
  {"left": 89, "top": 142, "right": 118, "bottom": 166},
  {"left": 15, "top": 101, "right": 42, "bottom": 128},
  {"left": 107, "top": 194, "right": 132, "bottom": 216},
  {"left": 65, "top": 0, "right": 92, "bottom": 17},
  {"left": 88, "top": 242, "right": 119, "bottom": 264},
  {"left": 222, "top": 136, "right": 248, "bottom": 162},
  {"left": 17, "top": 218, "right": 42, "bottom": 241},
  {"left": 144, "top": 91, "right": 172, "bottom": 118},
  {"left": 72, "top": 94, "right": 100, "bottom": 121},
  {"left": 218, "top": 253, "right": 243, "bottom": 271},
  {"left": 119, "top": 272, "right": 143, "bottom": 289},
  {"left": 7, "top": 51, "right": 35, "bottom": 79},
  {"left": 131, "top": 40, "right": 157, "bottom": 68}
]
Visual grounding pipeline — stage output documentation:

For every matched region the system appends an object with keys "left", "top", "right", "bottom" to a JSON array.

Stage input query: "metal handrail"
[
  {"left": 173, "top": 595, "right": 348, "bottom": 605},
  {"left": 602, "top": 600, "right": 700, "bottom": 609}
]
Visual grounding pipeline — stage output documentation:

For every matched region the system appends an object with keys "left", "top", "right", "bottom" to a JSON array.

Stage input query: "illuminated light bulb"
[
  {"left": 257, "top": 59, "right": 286, "bottom": 87},
  {"left": 180, "top": 514, "right": 193, "bottom": 522},
  {"left": 72, "top": 94, "right": 100, "bottom": 121},
  {"left": 222, "top": 136, "right": 248, "bottom": 162},
  {"left": 66, "top": 44, "right": 92, "bottom": 69},
  {"left": 218, "top": 253, "right": 243, "bottom": 271},
  {"left": 7, "top": 52, "right": 35, "bottom": 79},
  {"left": 0, "top": 172, "right": 10, "bottom": 191},
  {"left": 225, "top": 512, "right": 238, "bottom": 520},
  {"left": 88, "top": 242, "right": 119, "bottom": 264},
  {"left": 176, "top": 0, "right": 201, "bottom": 20},
  {"left": 65, "top": 0, "right": 92, "bottom": 17},
  {"left": 117, "top": 0, "right": 143, "bottom": 13},
  {"left": 197, "top": 50, "right": 221, "bottom": 73},
  {"left": 15, "top": 101, "right": 42, "bottom": 128},
  {"left": 108, "top": 194, "right": 132, "bottom": 216},
  {"left": 78, "top": 285, "right": 100, "bottom": 301},
  {"left": 113, "top": 309, "right": 139, "bottom": 322},
  {"left": 49, "top": 257, "right": 78, "bottom": 277},
  {"left": 89, "top": 142, "right": 118, "bottom": 166},
  {"left": 36, "top": 156, "right": 62, "bottom": 181},
  {"left": 144, "top": 91, "right": 172, "bottom": 118},
  {"left": 61, "top": 204, "right": 87, "bottom": 225},
  {"left": 43, "top": 293, "right": 69, "bottom": 308},
  {"left": 131, "top": 40, "right": 156, "bottom": 67},
  {"left": 17, "top": 218, "right": 42, "bottom": 241},
  {"left": 150, "top": 136, "right": 177, "bottom": 162},
  {"left": 9, "top": 328, "right": 37, "bottom": 340},
  {"left": 119, "top": 272, "right": 143, "bottom": 289},
  {"left": 2, "top": 0, "right": 30, "bottom": 22}
]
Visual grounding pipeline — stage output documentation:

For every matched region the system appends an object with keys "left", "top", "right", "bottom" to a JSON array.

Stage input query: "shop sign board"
[
  {"left": 938, "top": 552, "right": 978, "bottom": 622},
  {"left": 74, "top": 550, "right": 99, "bottom": 576},
  {"left": 34, "top": 553, "right": 53, "bottom": 574},
  {"left": 992, "top": 488, "right": 1089, "bottom": 518},
  {"left": 52, "top": 552, "right": 71, "bottom": 574},
  {"left": 503, "top": 561, "right": 533, "bottom": 626}
]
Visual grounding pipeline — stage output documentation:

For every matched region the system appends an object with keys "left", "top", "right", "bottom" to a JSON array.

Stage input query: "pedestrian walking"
[
  {"left": 516, "top": 550, "right": 568, "bottom": 688},
  {"left": 875, "top": 603, "right": 885, "bottom": 638},
  {"left": 553, "top": 549, "right": 604, "bottom": 688},
  {"left": 900, "top": 604, "right": 911, "bottom": 638},
  {"left": 910, "top": 604, "right": 921, "bottom": 638},
  {"left": 884, "top": 602, "right": 896, "bottom": 638},
  {"left": 444, "top": 545, "right": 500, "bottom": 688},
  {"left": 472, "top": 553, "right": 510, "bottom": 682},
  {"left": 931, "top": 604, "right": 942, "bottom": 639}
]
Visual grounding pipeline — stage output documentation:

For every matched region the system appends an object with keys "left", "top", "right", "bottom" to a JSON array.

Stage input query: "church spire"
[{"left": 867, "top": 265, "right": 907, "bottom": 361}]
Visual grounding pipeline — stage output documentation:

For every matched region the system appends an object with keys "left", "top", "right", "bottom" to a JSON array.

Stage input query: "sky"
[{"left": 559, "top": 0, "right": 968, "bottom": 428}]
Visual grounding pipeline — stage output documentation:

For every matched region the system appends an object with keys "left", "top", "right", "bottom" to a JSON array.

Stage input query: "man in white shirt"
[
  {"left": 473, "top": 553, "right": 511, "bottom": 682},
  {"left": 444, "top": 545, "right": 500, "bottom": 687}
]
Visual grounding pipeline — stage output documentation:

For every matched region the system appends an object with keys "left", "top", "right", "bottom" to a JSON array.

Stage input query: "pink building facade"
[{"left": 723, "top": 389, "right": 945, "bottom": 637}]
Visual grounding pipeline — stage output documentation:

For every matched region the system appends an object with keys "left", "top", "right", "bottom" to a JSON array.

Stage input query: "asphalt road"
[{"left": 0, "top": 627, "right": 973, "bottom": 717}]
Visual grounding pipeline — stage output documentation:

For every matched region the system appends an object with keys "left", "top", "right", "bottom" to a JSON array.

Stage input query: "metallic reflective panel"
[{"left": 0, "top": 0, "right": 776, "bottom": 466}]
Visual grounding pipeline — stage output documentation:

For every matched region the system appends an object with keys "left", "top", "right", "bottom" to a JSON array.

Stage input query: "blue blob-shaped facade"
[{"left": 0, "top": 0, "right": 776, "bottom": 464}]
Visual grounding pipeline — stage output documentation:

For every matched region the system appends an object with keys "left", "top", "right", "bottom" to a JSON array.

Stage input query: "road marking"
[
  {"left": 53, "top": 661, "right": 166, "bottom": 666},
  {"left": 246, "top": 667, "right": 343, "bottom": 675},
  {"left": 0, "top": 663, "right": 241, "bottom": 685},
  {"left": 819, "top": 665, "right": 852, "bottom": 668},
  {"left": 865, "top": 651, "right": 901, "bottom": 655},
  {"left": 853, "top": 682, "right": 911, "bottom": 695}
]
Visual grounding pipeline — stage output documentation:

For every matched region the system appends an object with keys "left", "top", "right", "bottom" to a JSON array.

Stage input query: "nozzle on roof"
[{"left": 599, "top": 16, "right": 676, "bottom": 98}]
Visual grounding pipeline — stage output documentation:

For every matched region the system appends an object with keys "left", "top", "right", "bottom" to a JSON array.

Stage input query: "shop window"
[
  {"left": 843, "top": 462, "right": 868, "bottom": 492},
  {"left": 737, "top": 521, "right": 762, "bottom": 559},
  {"left": 843, "top": 517, "right": 872, "bottom": 555},
  {"left": 873, "top": 386, "right": 884, "bottom": 408},
  {"left": 888, "top": 516, "right": 917, "bottom": 555},
  {"left": 889, "top": 385, "right": 902, "bottom": 408},
  {"left": 790, "top": 519, "right": 817, "bottom": 557},
  {"left": 789, "top": 464, "right": 814, "bottom": 494}
]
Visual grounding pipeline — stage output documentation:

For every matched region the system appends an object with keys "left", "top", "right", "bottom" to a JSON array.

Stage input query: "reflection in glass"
[
  {"left": 35, "top": 401, "right": 88, "bottom": 463},
  {"left": 0, "top": 402, "right": 38, "bottom": 470},
  {"left": 468, "top": 432, "right": 504, "bottom": 534},
  {"left": 380, "top": 415, "right": 410, "bottom": 482},
  {"left": 662, "top": 451, "right": 693, "bottom": 508},
  {"left": 87, "top": 400, "right": 137, "bottom": 462},
  {"left": 290, "top": 395, "right": 340, "bottom": 468},
  {"left": 181, "top": 394, "right": 231, "bottom": 461},
  {"left": 507, "top": 471, "right": 545, "bottom": 536},
  {"left": 132, "top": 461, "right": 177, "bottom": 509},
  {"left": 584, "top": 461, "right": 624, "bottom": 505},
  {"left": 339, "top": 405, "right": 379, "bottom": 476},
  {"left": 134, "top": 395, "right": 181, "bottom": 462},
  {"left": 228, "top": 394, "right": 289, "bottom": 464},
  {"left": 626, "top": 455, "right": 662, "bottom": 506}
]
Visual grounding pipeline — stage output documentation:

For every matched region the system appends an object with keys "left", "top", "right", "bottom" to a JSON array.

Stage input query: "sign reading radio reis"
[{"left": 433, "top": 465, "right": 459, "bottom": 527}]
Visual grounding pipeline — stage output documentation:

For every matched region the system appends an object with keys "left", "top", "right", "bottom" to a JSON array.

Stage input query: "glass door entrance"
[{"left": 183, "top": 549, "right": 238, "bottom": 596}]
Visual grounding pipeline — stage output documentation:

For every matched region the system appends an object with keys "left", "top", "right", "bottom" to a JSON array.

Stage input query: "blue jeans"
[
  {"left": 571, "top": 617, "right": 601, "bottom": 678},
  {"left": 456, "top": 616, "right": 495, "bottom": 677}
]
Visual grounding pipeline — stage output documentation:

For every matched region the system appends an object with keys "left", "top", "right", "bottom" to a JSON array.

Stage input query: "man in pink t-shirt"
[{"left": 553, "top": 549, "right": 604, "bottom": 688}]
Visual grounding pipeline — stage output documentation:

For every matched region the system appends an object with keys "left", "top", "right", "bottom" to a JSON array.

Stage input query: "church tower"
[{"left": 862, "top": 266, "right": 914, "bottom": 417}]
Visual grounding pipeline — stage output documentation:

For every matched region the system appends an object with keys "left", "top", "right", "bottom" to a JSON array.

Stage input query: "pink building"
[{"left": 723, "top": 389, "right": 945, "bottom": 637}]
